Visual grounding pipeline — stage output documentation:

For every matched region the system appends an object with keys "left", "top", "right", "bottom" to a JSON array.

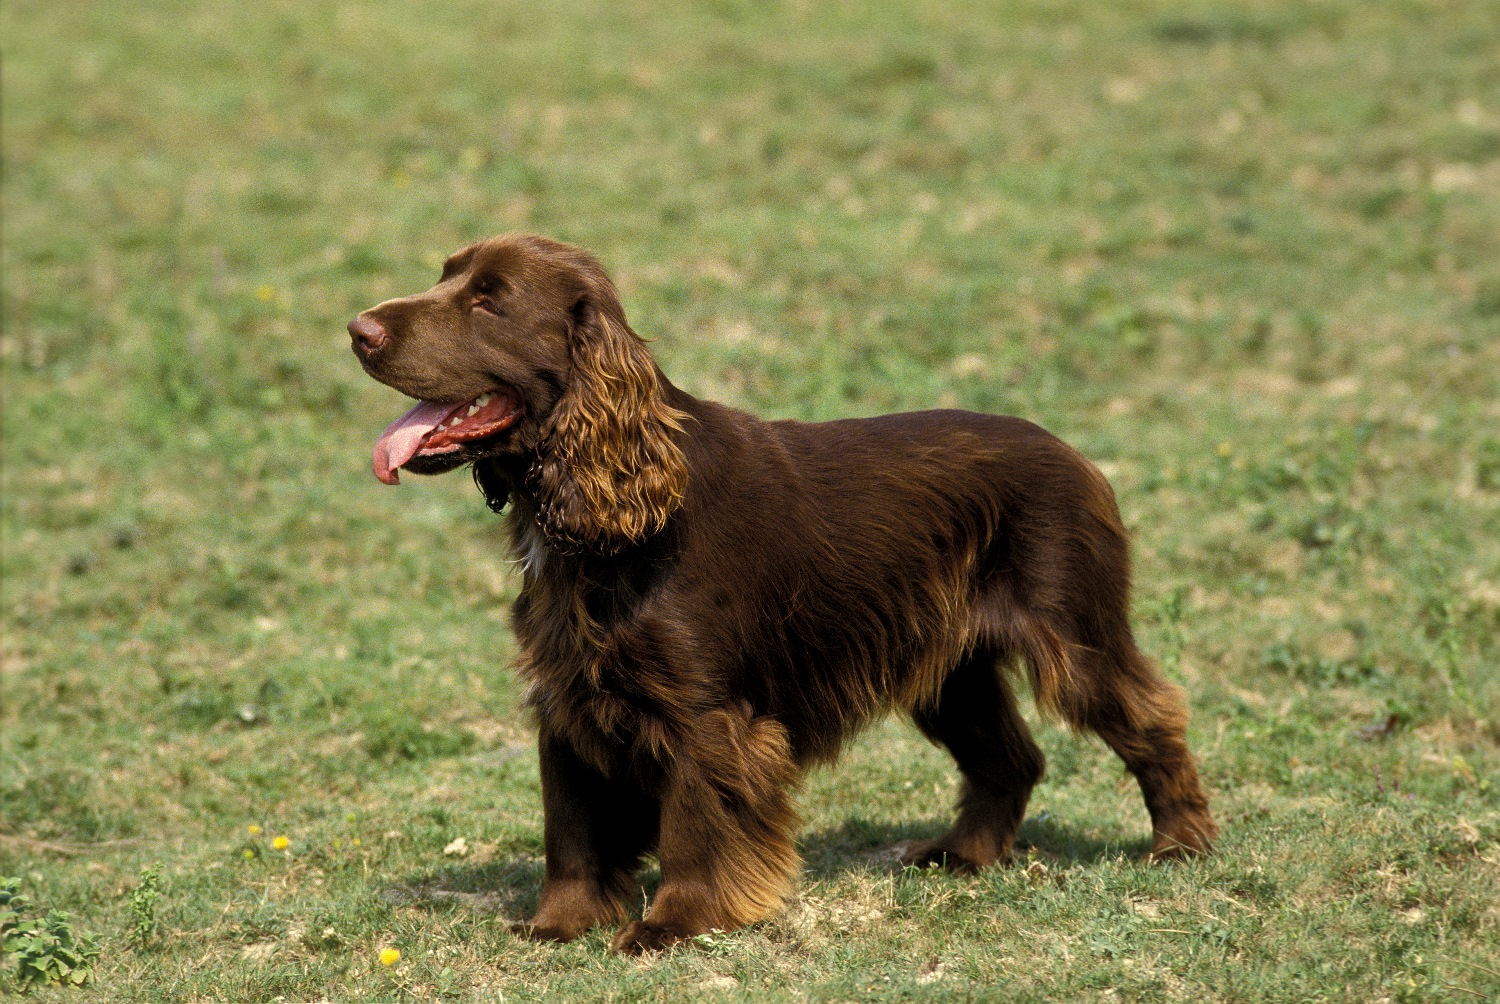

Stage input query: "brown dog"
[{"left": 349, "top": 234, "right": 1217, "bottom": 954}]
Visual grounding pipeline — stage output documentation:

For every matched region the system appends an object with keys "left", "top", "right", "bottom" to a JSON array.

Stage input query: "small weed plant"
[
  {"left": 0, "top": 878, "right": 101, "bottom": 993},
  {"left": 128, "top": 864, "right": 162, "bottom": 950}
]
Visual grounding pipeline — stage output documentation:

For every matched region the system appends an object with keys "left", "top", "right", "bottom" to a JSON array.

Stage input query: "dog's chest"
[
  {"left": 519, "top": 648, "right": 679, "bottom": 777},
  {"left": 512, "top": 590, "right": 652, "bottom": 731}
]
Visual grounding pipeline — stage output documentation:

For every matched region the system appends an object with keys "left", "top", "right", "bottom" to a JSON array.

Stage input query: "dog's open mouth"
[{"left": 372, "top": 388, "right": 523, "bottom": 485}]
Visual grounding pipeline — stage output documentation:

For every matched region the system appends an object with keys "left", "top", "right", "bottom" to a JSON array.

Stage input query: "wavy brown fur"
[
  {"left": 526, "top": 260, "right": 688, "bottom": 554},
  {"left": 350, "top": 234, "right": 1218, "bottom": 955}
]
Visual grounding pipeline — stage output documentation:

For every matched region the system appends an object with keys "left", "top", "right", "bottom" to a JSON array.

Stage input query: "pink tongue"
[{"left": 372, "top": 400, "right": 457, "bottom": 485}]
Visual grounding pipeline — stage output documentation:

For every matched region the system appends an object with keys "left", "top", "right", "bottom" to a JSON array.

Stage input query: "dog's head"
[{"left": 350, "top": 233, "right": 687, "bottom": 554}]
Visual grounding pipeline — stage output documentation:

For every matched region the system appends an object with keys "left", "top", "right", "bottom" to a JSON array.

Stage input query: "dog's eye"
[{"left": 470, "top": 275, "right": 507, "bottom": 316}]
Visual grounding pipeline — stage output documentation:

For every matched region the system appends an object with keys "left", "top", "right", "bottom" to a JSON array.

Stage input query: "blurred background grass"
[{"left": 2, "top": 1, "right": 1498, "bottom": 1000}]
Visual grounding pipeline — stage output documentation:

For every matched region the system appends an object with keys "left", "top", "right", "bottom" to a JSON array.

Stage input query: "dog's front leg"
[
  {"left": 520, "top": 729, "right": 658, "bottom": 942},
  {"left": 610, "top": 706, "right": 800, "bottom": 954}
]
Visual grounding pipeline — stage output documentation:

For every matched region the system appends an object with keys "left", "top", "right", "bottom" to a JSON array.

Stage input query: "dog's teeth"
[
  {"left": 467, "top": 404, "right": 480, "bottom": 416},
  {"left": 477, "top": 393, "right": 491, "bottom": 406},
  {"left": 449, "top": 416, "right": 463, "bottom": 427}
]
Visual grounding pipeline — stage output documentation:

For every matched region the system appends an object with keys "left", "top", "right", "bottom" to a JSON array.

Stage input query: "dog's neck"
[{"left": 473, "top": 455, "right": 656, "bottom": 559}]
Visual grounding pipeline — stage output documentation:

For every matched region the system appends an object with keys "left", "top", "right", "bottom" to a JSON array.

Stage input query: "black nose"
[{"left": 348, "top": 316, "right": 387, "bottom": 358}]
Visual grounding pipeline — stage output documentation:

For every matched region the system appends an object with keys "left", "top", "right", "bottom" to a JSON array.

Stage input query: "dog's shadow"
[
  {"left": 381, "top": 857, "right": 545, "bottom": 923},
  {"left": 799, "top": 813, "right": 1147, "bottom": 878},
  {"left": 384, "top": 814, "right": 1143, "bottom": 921}
]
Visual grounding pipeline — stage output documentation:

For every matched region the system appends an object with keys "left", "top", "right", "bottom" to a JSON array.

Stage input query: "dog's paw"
[
  {"left": 511, "top": 921, "right": 581, "bottom": 943},
  {"left": 897, "top": 839, "right": 993, "bottom": 874},
  {"left": 1144, "top": 821, "right": 1217, "bottom": 863},
  {"left": 609, "top": 920, "right": 692, "bottom": 955}
]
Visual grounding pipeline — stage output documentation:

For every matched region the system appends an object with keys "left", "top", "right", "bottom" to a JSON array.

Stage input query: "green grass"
[{"left": 3, "top": 0, "right": 1498, "bottom": 999}]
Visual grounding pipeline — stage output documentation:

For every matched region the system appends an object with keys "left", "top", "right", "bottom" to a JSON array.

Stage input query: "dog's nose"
[{"left": 348, "top": 316, "right": 387, "bottom": 357}]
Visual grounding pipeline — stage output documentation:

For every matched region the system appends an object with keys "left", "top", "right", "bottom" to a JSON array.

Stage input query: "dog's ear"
[{"left": 527, "top": 272, "right": 687, "bottom": 554}]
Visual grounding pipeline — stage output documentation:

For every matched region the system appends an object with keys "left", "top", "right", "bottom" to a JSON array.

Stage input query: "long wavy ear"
[{"left": 527, "top": 273, "right": 688, "bottom": 555}]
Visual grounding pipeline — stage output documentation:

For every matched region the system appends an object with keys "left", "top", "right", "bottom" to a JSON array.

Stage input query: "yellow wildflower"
[{"left": 379, "top": 948, "right": 401, "bottom": 966}]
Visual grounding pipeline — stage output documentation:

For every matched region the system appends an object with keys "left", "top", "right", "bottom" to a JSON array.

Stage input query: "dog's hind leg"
[
  {"left": 1006, "top": 546, "right": 1217, "bottom": 859},
  {"left": 998, "top": 463, "right": 1218, "bottom": 860},
  {"left": 1063, "top": 637, "right": 1218, "bottom": 860},
  {"left": 901, "top": 649, "right": 1046, "bottom": 872}
]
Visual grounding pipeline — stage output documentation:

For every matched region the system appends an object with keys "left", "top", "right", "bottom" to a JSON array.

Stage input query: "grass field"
[{"left": 3, "top": 0, "right": 1498, "bottom": 1000}]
